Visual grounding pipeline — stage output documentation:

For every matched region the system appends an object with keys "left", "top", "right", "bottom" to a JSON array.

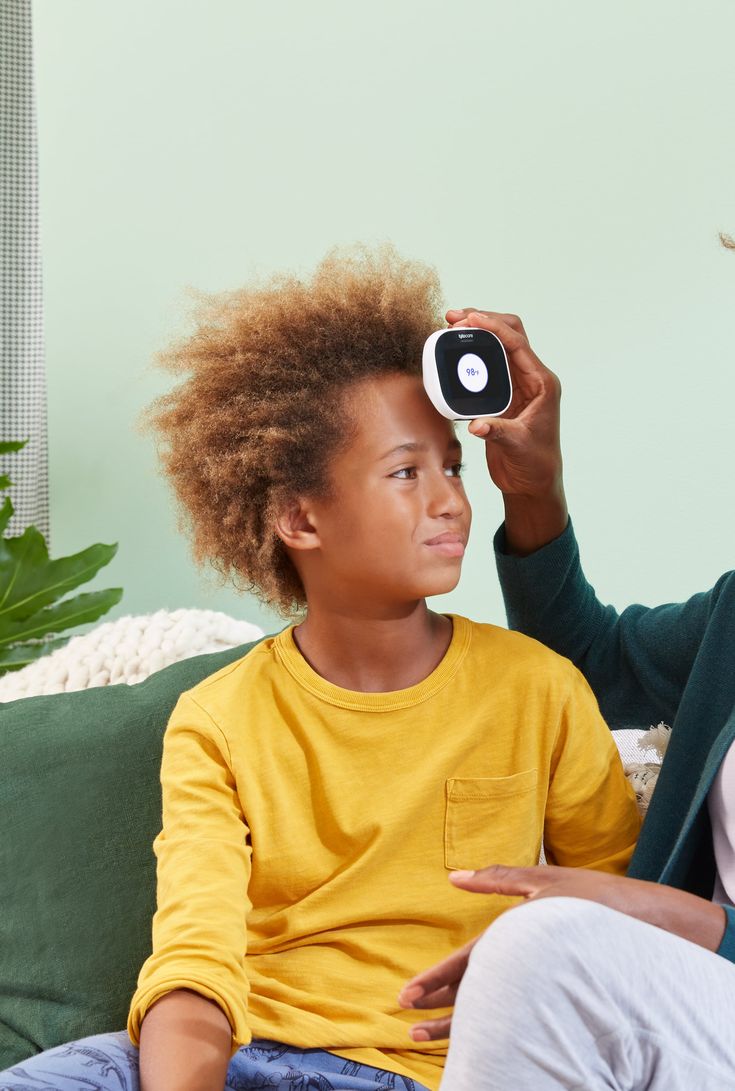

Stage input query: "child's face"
[{"left": 303, "top": 372, "right": 472, "bottom": 610}]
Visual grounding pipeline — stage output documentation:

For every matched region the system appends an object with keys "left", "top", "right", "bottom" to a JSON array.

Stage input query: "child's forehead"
[
  {"left": 339, "top": 373, "right": 459, "bottom": 454},
  {"left": 343, "top": 371, "right": 427, "bottom": 411}
]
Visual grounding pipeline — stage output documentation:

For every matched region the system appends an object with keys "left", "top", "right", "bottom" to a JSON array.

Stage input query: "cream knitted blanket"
[{"left": 0, "top": 609, "right": 264, "bottom": 702}]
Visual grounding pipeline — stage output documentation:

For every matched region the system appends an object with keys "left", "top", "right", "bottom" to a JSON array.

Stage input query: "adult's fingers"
[
  {"left": 398, "top": 938, "right": 477, "bottom": 1009},
  {"left": 446, "top": 308, "right": 528, "bottom": 337},
  {"left": 467, "top": 415, "right": 519, "bottom": 442},
  {"left": 400, "top": 982, "right": 459, "bottom": 1012},
  {"left": 463, "top": 312, "right": 549, "bottom": 382},
  {"left": 408, "top": 1014, "right": 453, "bottom": 1042},
  {"left": 448, "top": 864, "right": 553, "bottom": 897}
]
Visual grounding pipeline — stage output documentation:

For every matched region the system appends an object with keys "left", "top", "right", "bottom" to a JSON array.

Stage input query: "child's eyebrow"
[{"left": 379, "top": 439, "right": 463, "bottom": 461}]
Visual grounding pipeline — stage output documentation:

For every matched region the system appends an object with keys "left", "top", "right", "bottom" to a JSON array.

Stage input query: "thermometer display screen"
[{"left": 434, "top": 329, "right": 511, "bottom": 416}]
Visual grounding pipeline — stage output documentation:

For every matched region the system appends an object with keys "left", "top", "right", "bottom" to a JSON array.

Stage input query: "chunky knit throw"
[{"left": 0, "top": 609, "right": 264, "bottom": 702}]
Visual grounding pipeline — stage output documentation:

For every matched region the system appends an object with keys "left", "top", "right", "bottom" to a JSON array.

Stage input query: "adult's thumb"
[{"left": 468, "top": 416, "right": 516, "bottom": 444}]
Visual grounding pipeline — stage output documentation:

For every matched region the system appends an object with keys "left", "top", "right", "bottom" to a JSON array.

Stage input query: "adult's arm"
[
  {"left": 399, "top": 866, "right": 735, "bottom": 1040},
  {"left": 495, "top": 518, "right": 720, "bottom": 728},
  {"left": 128, "top": 692, "right": 253, "bottom": 1091},
  {"left": 447, "top": 308, "right": 713, "bottom": 728}
]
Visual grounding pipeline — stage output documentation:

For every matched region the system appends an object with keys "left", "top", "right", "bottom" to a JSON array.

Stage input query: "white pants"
[{"left": 441, "top": 897, "right": 735, "bottom": 1091}]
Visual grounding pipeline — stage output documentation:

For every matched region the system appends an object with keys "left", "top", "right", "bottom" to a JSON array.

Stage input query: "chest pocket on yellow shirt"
[{"left": 444, "top": 769, "right": 539, "bottom": 871}]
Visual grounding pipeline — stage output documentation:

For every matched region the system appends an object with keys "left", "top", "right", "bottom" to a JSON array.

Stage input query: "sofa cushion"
[{"left": 0, "top": 638, "right": 262, "bottom": 1070}]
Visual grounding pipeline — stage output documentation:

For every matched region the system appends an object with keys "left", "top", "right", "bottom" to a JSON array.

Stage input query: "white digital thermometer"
[{"left": 422, "top": 327, "right": 512, "bottom": 420}]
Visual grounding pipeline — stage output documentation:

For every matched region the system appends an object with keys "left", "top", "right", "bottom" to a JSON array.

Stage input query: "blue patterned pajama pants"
[{"left": 0, "top": 1035, "right": 429, "bottom": 1091}]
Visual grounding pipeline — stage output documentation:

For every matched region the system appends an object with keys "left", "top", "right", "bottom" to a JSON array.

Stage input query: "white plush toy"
[
  {"left": 0, "top": 609, "right": 264, "bottom": 702},
  {"left": 623, "top": 722, "right": 671, "bottom": 814}
]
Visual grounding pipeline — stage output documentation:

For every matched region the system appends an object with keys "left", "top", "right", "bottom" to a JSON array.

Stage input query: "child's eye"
[
  {"left": 445, "top": 462, "right": 465, "bottom": 478},
  {"left": 391, "top": 467, "right": 418, "bottom": 480}
]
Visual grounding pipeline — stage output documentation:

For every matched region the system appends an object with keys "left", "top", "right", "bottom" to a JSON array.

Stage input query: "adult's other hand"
[{"left": 399, "top": 863, "right": 727, "bottom": 1041}]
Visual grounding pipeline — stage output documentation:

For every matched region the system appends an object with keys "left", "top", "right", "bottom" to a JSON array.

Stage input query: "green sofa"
[{"left": 0, "top": 639, "right": 261, "bottom": 1071}]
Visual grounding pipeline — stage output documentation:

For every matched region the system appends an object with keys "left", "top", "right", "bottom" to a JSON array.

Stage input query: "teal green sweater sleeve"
[
  {"left": 494, "top": 518, "right": 716, "bottom": 730},
  {"left": 494, "top": 516, "right": 735, "bottom": 910},
  {"left": 717, "top": 906, "right": 735, "bottom": 963}
]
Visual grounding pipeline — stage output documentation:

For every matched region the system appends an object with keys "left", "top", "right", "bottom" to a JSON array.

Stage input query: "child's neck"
[{"left": 292, "top": 601, "right": 453, "bottom": 693}]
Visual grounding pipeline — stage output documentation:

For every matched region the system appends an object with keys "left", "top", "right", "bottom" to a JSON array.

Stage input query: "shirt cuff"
[
  {"left": 716, "top": 904, "right": 735, "bottom": 963},
  {"left": 493, "top": 515, "right": 573, "bottom": 563}
]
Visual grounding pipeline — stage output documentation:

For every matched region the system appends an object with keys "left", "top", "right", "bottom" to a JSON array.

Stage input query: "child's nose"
[{"left": 428, "top": 473, "right": 466, "bottom": 519}]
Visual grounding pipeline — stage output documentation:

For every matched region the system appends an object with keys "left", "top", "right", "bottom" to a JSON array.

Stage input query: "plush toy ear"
[{"left": 274, "top": 499, "right": 321, "bottom": 552}]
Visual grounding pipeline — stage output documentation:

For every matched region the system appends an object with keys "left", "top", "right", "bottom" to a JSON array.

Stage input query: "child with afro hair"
[{"left": 1, "top": 247, "right": 640, "bottom": 1091}]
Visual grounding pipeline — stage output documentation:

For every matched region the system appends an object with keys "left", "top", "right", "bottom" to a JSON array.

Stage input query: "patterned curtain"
[{"left": 0, "top": 0, "right": 49, "bottom": 540}]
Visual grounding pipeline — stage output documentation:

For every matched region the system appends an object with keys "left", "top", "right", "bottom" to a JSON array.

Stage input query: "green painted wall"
[{"left": 33, "top": 0, "right": 735, "bottom": 635}]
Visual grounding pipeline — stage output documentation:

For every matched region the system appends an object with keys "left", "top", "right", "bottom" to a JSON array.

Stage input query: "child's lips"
[{"left": 424, "top": 532, "right": 466, "bottom": 557}]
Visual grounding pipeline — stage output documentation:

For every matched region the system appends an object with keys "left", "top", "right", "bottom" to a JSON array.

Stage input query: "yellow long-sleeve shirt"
[{"left": 128, "top": 615, "right": 639, "bottom": 1090}]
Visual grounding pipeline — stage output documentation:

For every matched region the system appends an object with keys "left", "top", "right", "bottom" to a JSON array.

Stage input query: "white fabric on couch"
[{"left": 0, "top": 609, "right": 264, "bottom": 702}]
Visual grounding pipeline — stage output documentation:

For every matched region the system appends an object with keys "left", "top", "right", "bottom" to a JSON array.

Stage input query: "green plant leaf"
[
  {"left": 0, "top": 532, "right": 119, "bottom": 622},
  {"left": 0, "top": 636, "right": 69, "bottom": 674},
  {"left": 0, "top": 497, "right": 13, "bottom": 536},
  {"left": 0, "top": 437, "right": 122, "bottom": 676},
  {"left": 0, "top": 587, "right": 123, "bottom": 648},
  {"left": 0, "top": 440, "right": 27, "bottom": 493}
]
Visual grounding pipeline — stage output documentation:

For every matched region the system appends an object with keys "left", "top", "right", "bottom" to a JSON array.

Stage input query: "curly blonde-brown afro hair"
[{"left": 149, "top": 245, "right": 444, "bottom": 615}]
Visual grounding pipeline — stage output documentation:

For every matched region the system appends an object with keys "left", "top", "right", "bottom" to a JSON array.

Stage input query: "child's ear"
[{"left": 274, "top": 499, "right": 321, "bottom": 552}]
